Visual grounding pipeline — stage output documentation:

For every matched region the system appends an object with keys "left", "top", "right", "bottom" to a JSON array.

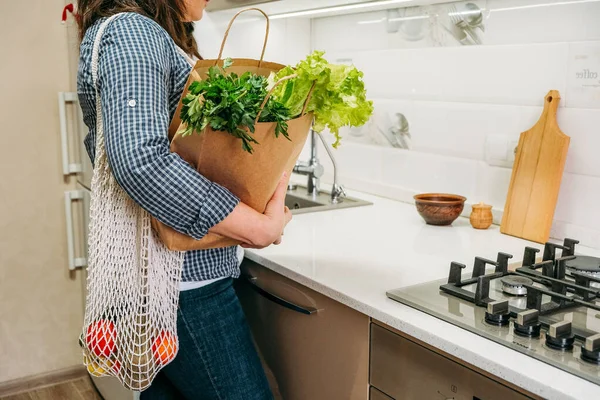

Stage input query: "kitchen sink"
[{"left": 284, "top": 186, "right": 372, "bottom": 214}]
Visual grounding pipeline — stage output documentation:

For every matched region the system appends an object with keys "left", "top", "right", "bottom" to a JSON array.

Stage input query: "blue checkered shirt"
[{"left": 78, "top": 13, "right": 241, "bottom": 282}]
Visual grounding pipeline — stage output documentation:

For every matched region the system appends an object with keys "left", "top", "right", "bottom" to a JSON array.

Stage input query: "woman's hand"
[
  {"left": 263, "top": 173, "right": 293, "bottom": 242},
  {"left": 209, "top": 173, "right": 293, "bottom": 248},
  {"left": 241, "top": 173, "right": 292, "bottom": 249},
  {"left": 241, "top": 208, "right": 291, "bottom": 248}
]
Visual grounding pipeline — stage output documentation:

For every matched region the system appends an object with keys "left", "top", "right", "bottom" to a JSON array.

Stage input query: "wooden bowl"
[{"left": 413, "top": 193, "right": 466, "bottom": 226}]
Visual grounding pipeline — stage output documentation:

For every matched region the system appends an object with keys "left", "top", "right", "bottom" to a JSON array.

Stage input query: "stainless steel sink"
[{"left": 284, "top": 186, "right": 372, "bottom": 214}]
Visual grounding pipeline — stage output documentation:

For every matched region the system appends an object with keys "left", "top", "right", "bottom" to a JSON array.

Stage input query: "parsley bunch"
[{"left": 178, "top": 59, "right": 292, "bottom": 153}]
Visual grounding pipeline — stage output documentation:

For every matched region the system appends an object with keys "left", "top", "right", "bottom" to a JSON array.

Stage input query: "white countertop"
[{"left": 245, "top": 189, "right": 600, "bottom": 400}]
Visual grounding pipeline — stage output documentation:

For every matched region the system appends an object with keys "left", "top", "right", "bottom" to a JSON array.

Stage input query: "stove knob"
[
  {"left": 485, "top": 300, "right": 511, "bottom": 326},
  {"left": 581, "top": 333, "right": 600, "bottom": 365},
  {"left": 545, "top": 321, "right": 575, "bottom": 351},
  {"left": 513, "top": 309, "right": 542, "bottom": 338}
]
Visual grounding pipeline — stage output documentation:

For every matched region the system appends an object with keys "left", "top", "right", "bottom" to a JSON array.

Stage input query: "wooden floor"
[{"left": 0, "top": 377, "right": 101, "bottom": 400}]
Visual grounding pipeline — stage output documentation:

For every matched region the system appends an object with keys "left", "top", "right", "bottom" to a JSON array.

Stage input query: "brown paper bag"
[{"left": 151, "top": 9, "right": 314, "bottom": 251}]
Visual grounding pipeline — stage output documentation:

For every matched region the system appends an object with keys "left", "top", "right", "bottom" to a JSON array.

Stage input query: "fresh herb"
[
  {"left": 269, "top": 51, "right": 374, "bottom": 148},
  {"left": 178, "top": 58, "right": 292, "bottom": 153},
  {"left": 178, "top": 52, "right": 373, "bottom": 153}
]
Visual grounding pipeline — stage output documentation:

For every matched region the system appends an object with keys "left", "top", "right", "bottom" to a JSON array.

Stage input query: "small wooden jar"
[{"left": 470, "top": 202, "right": 493, "bottom": 229}]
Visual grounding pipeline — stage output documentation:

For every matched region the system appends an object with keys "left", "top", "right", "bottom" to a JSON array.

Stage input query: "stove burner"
[
  {"left": 514, "top": 322, "right": 541, "bottom": 338},
  {"left": 580, "top": 334, "right": 600, "bottom": 365},
  {"left": 484, "top": 312, "right": 511, "bottom": 326},
  {"left": 514, "top": 310, "right": 542, "bottom": 338},
  {"left": 581, "top": 348, "right": 600, "bottom": 365},
  {"left": 501, "top": 276, "right": 534, "bottom": 296},
  {"left": 566, "top": 256, "right": 600, "bottom": 275},
  {"left": 546, "top": 335, "right": 575, "bottom": 351},
  {"left": 484, "top": 300, "right": 511, "bottom": 326},
  {"left": 546, "top": 322, "right": 575, "bottom": 351}
]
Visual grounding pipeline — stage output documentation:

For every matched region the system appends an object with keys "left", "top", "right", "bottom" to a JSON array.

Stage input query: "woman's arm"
[
  {"left": 210, "top": 174, "right": 292, "bottom": 248},
  {"left": 97, "top": 14, "right": 286, "bottom": 244}
]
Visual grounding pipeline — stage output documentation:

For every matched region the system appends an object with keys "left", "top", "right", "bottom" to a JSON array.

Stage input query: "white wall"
[
  {"left": 195, "top": 12, "right": 311, "bottom": 65},
  {"left": 306, "top": 0, "right": 600, "bottom": 248}
]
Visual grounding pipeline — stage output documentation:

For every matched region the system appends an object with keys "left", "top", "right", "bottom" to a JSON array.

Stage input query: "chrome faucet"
[{"left": 292, "top": 129, "right": 346, "bottom": 204}]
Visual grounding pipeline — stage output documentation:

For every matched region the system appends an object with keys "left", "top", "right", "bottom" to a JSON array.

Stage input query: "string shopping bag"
[{"left": 80, "top": 14, "right": 185, "bottom": 391}]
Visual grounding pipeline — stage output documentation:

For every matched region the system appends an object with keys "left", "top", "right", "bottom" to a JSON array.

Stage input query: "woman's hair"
[{"left": 76, "top": 0, "right": 201, "bottom": 58}]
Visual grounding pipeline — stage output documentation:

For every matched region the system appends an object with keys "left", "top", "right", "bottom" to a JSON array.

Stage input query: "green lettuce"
[{"left": 269, "top": 51, "right": 373, "bottom": 147}]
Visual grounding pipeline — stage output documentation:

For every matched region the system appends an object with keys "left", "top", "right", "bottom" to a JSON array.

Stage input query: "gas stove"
[{"left": 386, "top": 238, "right": 600, "bottom": 385}]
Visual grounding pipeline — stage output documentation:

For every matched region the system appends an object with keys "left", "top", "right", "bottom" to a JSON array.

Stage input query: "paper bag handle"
[
  {"left": 217, "top": 8, "right": 270, "bottom": 67},
  {"left": 254, "top": 76, "right": 316, "bottom": 125}
]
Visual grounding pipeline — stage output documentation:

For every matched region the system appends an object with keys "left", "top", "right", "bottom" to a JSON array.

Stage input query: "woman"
[{"left": 76, "top": 0, "right": 289, "bottom": 398}]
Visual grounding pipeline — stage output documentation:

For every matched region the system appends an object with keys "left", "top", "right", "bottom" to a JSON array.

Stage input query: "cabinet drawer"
[
  {"left": 370, "top": 324, "right": 531, "bottom": 400},
  {"left": 370, "top": 387, "right": 393, "bottom": 400},
  {"left": 236, "top": 259, "right": 369, "bottom": 400}
]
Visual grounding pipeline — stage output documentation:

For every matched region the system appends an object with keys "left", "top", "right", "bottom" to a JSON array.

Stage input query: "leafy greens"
[
  {"left": 178, "top": 58, "right": 291, "bottom": 153},
  {"left": 269, "top": 51, "right": 374, "bottom": 148},
  {"left": 178, "top": 52, "right": 373, "bottom": 153}
]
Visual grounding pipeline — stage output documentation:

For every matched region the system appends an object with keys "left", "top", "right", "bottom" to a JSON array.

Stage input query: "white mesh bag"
[{"left": 80, "top": 14, "right": 185, "bottom": 391}]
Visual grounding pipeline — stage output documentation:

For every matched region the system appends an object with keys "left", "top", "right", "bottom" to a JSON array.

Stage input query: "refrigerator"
[
  {"left": 59, "top": 5, "right": 138, "bottom": 397},
  {"left": 59, "top": 91, "right": 139, "bottom": 400}
]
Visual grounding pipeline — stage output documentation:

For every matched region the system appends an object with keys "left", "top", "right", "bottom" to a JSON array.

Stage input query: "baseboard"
[{"left": 0, "top": 365, "right": 87, "bottom": 397}]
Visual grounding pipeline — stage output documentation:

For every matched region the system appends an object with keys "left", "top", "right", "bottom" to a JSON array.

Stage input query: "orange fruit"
[{"left": 152, "top": 331, "right": 177, "bottom": 365}]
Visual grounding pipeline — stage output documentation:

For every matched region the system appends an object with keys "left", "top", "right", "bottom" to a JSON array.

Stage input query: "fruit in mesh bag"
[
  {"left": 129, "top": 353, "right": 153, "bottom": 390},
  {"left": 152, "top": 331, "right": 178, "bottom": 365},
  {"left": 84, "top": 354, "right": 121, "bottom": 377},
  {"left": 85, "top": 320, "right": 117, "bottom": 357}
]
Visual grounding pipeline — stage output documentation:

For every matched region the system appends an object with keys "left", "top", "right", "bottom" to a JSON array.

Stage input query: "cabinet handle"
[
  {"left": 65, "top": 190, "right": 87, "bottom": 271},
  {"left": 58, "top": 92, "right": 83, "bottom": 176},
  {"left": 244, "top": 274, "right": 317, "bottom": 315}
]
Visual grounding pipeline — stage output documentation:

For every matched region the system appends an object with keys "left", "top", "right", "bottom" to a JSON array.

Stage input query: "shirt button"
[{"left": 127, "top": 99, "right": 137, "bottom": 107}]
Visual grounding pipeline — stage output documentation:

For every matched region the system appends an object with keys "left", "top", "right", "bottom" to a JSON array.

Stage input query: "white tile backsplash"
[
  {"left": 284, "top": 19, "right": 312, "bottom": 65},
  {"left": 312, "top": 11, "right": 389, "bottom": 54},
  {"left": 381, "top": 149, "right": 479, "bottom": 197},
  {"left": 559, "top": 107, "right": 600, "bottom": 177},
  {"left": 565, "top": 41, "right": 600, "bottom": 109},
  {"left": 304, "top": 0, "right": 600, "bottom": 248},
  {"left": 329, "top": 43, "right": 569, "bottom": 106},
  {"left": 484, "top": 0, "right": 588, "bottom": 45},
  {"left": 363, "top": 98, "right": 600, "bottom": 177},
  {"left": 408, "top": 100, "right": 523, "bottom": 160},
  {"left": 333, "top": 142, "right": 384, "bottom": 183},
  {"left": 584, "top": 3, "right": 600, "bottom": 40},
  {"left": 474, "top": 164, "right": 513, "bottom": 208},
  {"left": 196, "top": 16, "right": 311, "bottom": 66},
  {"left": 556, "top": 173, "right": 600, "bottom": 223},
  {"left": 313, "top": 0, "right": 600, "bottom": 50}
]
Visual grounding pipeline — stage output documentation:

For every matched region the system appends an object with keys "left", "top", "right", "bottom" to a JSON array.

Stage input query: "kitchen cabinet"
[
  {"left": 236, "top": 259, "right": 370, "bottom": 400},
  {"left": 369, "top": 322, "right": 535, "bottom": 400},
  {"left": 370, "top": 387, "right": 394, "bottom": 400},
  {"left": 237, "top": 261, "right": 541, "bottom": 400}
]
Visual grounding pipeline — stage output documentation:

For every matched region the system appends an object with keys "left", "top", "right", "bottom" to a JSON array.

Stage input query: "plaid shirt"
[{"left": 78, "top": 13, "right": 241, "bottom": 282}]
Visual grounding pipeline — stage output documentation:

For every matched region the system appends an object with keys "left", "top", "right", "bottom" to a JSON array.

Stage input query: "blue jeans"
[{"left": 141, "top": 278, "right": 273, "bottom": 400}]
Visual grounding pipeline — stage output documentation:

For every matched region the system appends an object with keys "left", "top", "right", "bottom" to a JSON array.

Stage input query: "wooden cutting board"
[{"left": 500, "top": 90, "right": 570, "bottom": 244}]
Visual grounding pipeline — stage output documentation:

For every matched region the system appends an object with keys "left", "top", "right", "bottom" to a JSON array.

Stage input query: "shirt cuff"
[{"left": 188, "top": 183, "right": 240, "bottom": 240}]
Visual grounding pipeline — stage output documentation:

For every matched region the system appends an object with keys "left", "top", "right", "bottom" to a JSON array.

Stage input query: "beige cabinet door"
[
  {"left": 236, "top": 259, "right": 369, "bottom": 400},
  {"left": 370, "top": 387, "right": 394, "bottom": 400},
  {"left": 370, "top": 324, "right": 532, "bottom": 400}
]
